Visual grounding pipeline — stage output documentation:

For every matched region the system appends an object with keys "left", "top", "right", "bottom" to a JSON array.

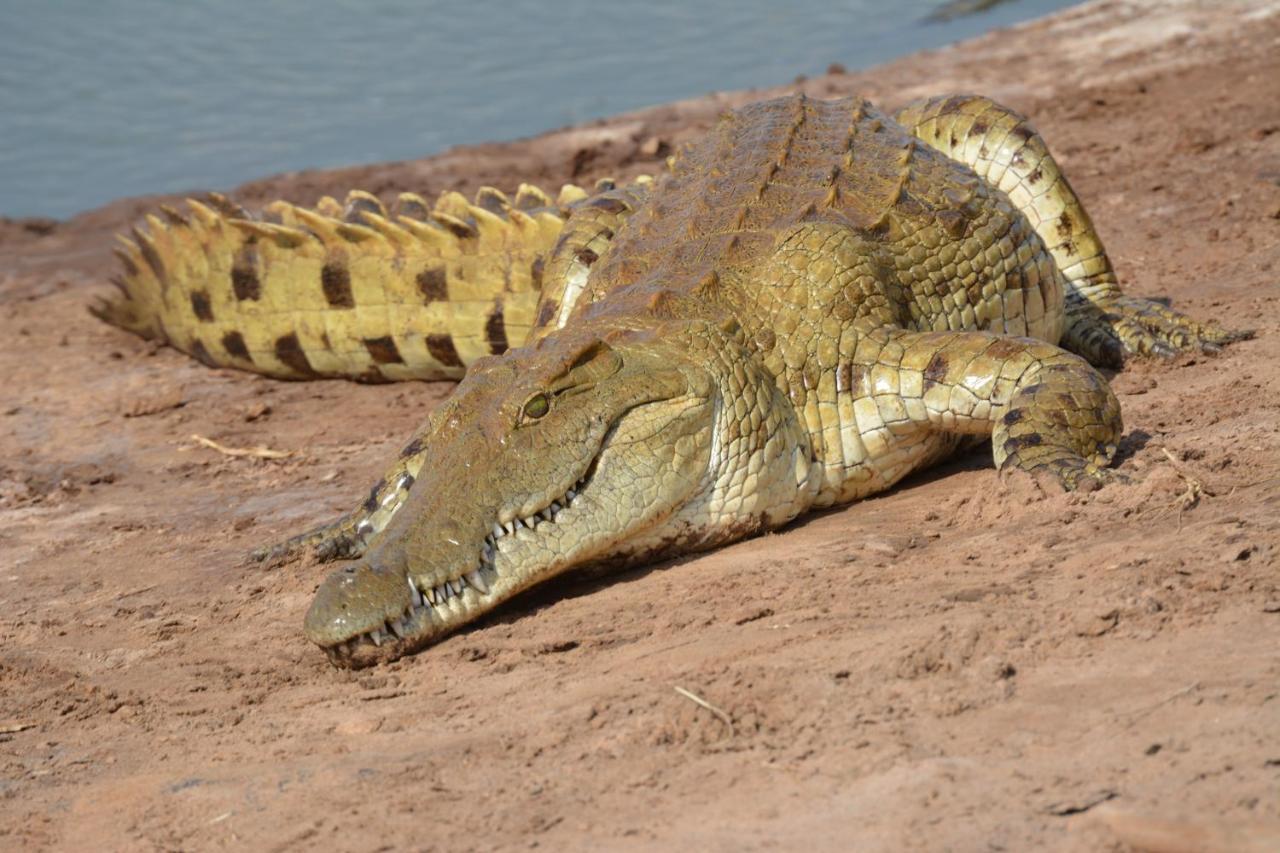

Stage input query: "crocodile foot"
[
  {"left": 1001, "top": 455, "right": 1130, "bottom": 494},
  {"left": 250, "top": 522, "right": 366, "bottom": 566},
  {"left": 1063, "top": 296, "right": 1253, "bottom": 368}
]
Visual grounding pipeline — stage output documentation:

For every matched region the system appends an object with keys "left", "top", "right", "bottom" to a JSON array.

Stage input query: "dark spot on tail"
[
  {"left": 574, "top": 248, "right": 599, "bottom": 266},
  {"left": 1003, "top": 432, "right": 1044, "bottom": 453},
  {"left": 1002, "top": 409, "right": 1025, "bottom": 425},
  {"left": 190, "top": 291, "right": 214, "bottom": 322},
  {"left": 400, "top": 437, "right": 424, "bottom": 459},
  {"left": 363, "top": 336, "right": 404, "bottom": 365},
  {"left": 1026, "top": 167, "right": 1044, "bottom": 185},
  {"left": 1010, "top": 125, "right": 1035, "bottom": 144},
  {"left": 1056, "top": 211, "right": 1074, "bottom": 240},
  {"left": 923, "top": 352, "right": 950, "bottom": 389},
  {"left": 485, "top": 301, "right": 509, "bottom": 355},
  {"left": 274, "top": 333, "right": 317, "bottom": 376},
  {"left": 363, "top": 478, "right": 387, "bottom": 512},
  {"left": 971, "top": 120, "right": 989, "bottom": 135},
  {"left": 416, "top": 266, "right": 448, "bottom": 303},
  {"left": 536, "top": 299, "right": 559, "bottom": 328},
  {"left": 426, "top": 334, "right": 464, "bottom": 368},
  {"left": 531, "top": 257, "right": 545, "bottom": 291},
  {"left": 222, "top": 331, "right": 251, "bottom": 361},
  {"left": 321, "top": 262, "right": 354, "bottom": 308},
  {"left": 231, "top": 247, "right": 261, "bottom": 301},
  {"left": 231, "top": 266, "right": 260, "bottom": 301},
  {"left": 189, "top": 339, "right": 216, "bottom": 366}
]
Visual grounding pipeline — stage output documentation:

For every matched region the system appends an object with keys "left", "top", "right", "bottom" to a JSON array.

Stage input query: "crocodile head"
[{"left": 303, "top": 318, "right": 817, "bottom": 666}]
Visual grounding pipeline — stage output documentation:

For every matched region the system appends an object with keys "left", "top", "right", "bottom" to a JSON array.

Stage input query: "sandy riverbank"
[{"left": 2, "top": 1, "right": 1278, "bottom": 849}]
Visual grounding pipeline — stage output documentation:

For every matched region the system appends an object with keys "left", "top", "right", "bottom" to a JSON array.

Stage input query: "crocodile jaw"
[
  {"left": 305, "top": 391, "right": 713, "bottom": 667},
  {"left": 302, "top": 318, "right": 820, "bottom": 667}
]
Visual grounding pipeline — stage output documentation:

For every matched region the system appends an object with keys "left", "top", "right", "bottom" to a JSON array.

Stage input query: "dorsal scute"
[
  {"left": 474, "top": 186, "right": 511, "bottom": 214},
  {"left": 343, "top": 190, "right": 388, "bottom": 223},
  {"left": 395, "top": 192, "right": 433, "bottom": 221},
  {"left": 432, "top": 190, "right": 474, "bottom": 221},
  {"left": 514, "top": 183, "right": 552, "bottom": 211}
]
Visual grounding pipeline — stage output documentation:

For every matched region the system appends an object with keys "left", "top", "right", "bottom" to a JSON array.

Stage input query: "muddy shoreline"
[{"left": 2, "top": 1, "right": 1278, "bottom": 849}]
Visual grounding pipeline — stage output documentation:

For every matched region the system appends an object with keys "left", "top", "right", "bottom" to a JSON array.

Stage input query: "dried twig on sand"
[
  {"left": 1155, "top": 447, "right": 1209, "bottom": 529},
  {"left": 188, "top": 434, "right": 294, "bottom": 460},
  {"left": 674, "top": 686, "right": 735, "bottom": 736}
]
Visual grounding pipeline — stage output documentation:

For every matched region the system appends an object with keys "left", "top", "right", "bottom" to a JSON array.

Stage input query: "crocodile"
[{"left": 98, "top": 94, "right": 1246, "bottom": 667}]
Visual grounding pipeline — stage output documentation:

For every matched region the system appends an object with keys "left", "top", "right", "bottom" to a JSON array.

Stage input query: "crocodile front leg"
[{"left": 841, "top": 328, "right": 1122, "bottom": 493}]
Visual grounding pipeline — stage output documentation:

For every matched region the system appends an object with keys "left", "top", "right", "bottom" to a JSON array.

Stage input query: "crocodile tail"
[
  {"left": 92, "top": 182, "right": 605, "bottom": 381},
  {"left": 895, "top": 95, "right": 1121, "bottom": 308}
]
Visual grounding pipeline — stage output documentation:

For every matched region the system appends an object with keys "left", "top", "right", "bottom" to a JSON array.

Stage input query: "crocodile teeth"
[
  {"left": 466, "top": 569, "right": 489, "bottom": 593},
  {"left": 370, "top": 628, "right": 386, "bottom": 647},
  {"left": 388, "top": 617, "right": 409, "bottom": 640},
  {"left": 408, "top": 577, "right": 424, "bottom": 607},
  {"left": 448, "top": 578, "right": 464, "bottom": 595},
  {"left": 566, "top": 488, "right": 577, "bottom": 501},
  {"left": 539, "top": 507, "right": 553, "bottom": 521},
  {"left": 493, "top": 522, "right": 504, "bottom": 539}
]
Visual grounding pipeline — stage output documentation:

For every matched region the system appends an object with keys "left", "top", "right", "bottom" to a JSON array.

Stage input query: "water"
[{"left": 0, "top": 0, "right": 1077, "bottom": 219}]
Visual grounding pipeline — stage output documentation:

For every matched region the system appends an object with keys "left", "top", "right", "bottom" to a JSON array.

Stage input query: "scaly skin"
[
  {"left": 99, "top": 94, "right": 1247, "bottom": 667},
  {"left": 96, "top": 179, "right": 635, "bottom": 381}
]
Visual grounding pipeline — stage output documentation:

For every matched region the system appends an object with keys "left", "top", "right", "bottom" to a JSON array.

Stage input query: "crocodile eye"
[{"left": 522, "top": 393, "right": 550, "bottom": 420}]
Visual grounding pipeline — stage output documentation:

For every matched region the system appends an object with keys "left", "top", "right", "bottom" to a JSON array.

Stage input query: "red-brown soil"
[{"left": 2, "top": 1, "right": 1278, "bottom": 849}]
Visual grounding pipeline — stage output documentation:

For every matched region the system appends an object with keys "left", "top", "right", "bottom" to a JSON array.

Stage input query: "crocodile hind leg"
[
  {"left": 839, "top": 328, "right": 1122, "bottom": 495},
  {"left": 895, "top": 95, "right": 1249, "bottom": 367}
]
